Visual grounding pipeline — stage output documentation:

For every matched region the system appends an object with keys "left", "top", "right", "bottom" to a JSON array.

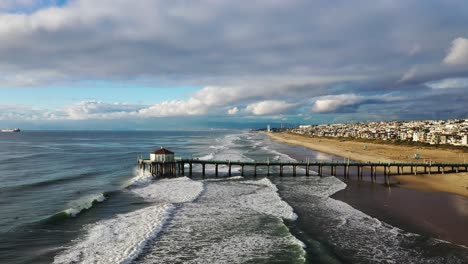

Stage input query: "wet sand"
[
  {"left": 265, "top": 133, "right": 468, "bottom": 247},
  {"left": 331, "top": 180, "right": 468, "bottom": 247},
  {"left": 266, "top": 132, "right": 468, "bottom": 198},
  {"left": 393, "top": 173, "right": 468, "bottom": 197}
]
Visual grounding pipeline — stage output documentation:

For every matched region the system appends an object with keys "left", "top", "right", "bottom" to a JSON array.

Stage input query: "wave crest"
[
  {"left": 54, "top": 204, "right": 174, "bottom": 264},
  {"left": 64, "top": 193, "right": 107, "bottom": 217}
]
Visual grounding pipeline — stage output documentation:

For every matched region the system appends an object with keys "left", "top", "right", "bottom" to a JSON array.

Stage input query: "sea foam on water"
[
  {"left": 130, "top": 176, "right": 205, "bottom": 203},
  {"left": 53, "top": 204, "right": 174, "bottom": 264}
]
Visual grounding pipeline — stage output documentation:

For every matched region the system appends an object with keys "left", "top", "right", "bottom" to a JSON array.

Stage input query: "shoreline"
[
  {"left": 264, "top": 131, "right": 468, "bottom": 247},
  {"left": 266, "top": 132, "right": 468, "bottom": 198}
]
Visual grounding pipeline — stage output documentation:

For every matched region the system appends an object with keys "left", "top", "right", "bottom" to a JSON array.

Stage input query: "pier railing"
[{"left": 138, "top": 158, "right": 468, "bottom": 185}]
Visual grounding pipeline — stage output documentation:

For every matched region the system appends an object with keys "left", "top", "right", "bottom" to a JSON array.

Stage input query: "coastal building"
[
  {"left": 150, "top": 147, "right": 175, "bottom": 162},
  {"left": 440, "top": 135, "right": 448, "bottom": 144},
  {"left": 285, "top": 118, "right": 468, "bottom": 147}
]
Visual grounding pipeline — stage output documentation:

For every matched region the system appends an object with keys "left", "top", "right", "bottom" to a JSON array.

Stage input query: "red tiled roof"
[{"left": 152, "top": 147, "right": 174, "bottom": 154}]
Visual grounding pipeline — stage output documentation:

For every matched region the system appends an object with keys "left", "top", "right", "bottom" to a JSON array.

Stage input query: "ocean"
[{"left": 0, "top": 130, "right": 467, "bottom": 263}]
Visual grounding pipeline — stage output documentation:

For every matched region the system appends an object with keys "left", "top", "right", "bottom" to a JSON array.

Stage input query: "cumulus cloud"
[
  {"left": 311, "top": 94, "right": 403, "bottom": 113},
  {"left": 138, "top": 98, "right": 208, "bottom": 117},
  {"left": 0, "top": 0, "right": 466, "bottom": 89},
  {"left": 312, "top": 94, "right": 365, "bottom": 113},
  {"left": 192, "top": 86, "right": 255, "bottom": 107},
  {"left": 0, "top": 98, "right": 213, "bottom": 121},
  {"left": 425, "top": 78, "right": 468, "bottom": 89},
  {"left": 1, "top": 1, "right": 468, "bottom": 124},
  {"left": 245, "top": 100, "right": 296, "bottom": 115},
  {"left": 62, "top": 100, "right": 144, "bottom": 120},
  {"left": 443, "top": 37, "right": 468, "bottom": 65},
  {"left": 227, "top": 107, "right": 239, "bottom": 115}
]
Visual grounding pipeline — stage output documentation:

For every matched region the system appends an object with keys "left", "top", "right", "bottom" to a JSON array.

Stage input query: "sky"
[{"left": 0, "top": 0, "right": 468, "bottom": 130}]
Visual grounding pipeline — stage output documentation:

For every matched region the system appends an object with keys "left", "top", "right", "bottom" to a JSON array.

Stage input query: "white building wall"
[{"left": 150, "top": 153, "right": 175, "bottom": 162}]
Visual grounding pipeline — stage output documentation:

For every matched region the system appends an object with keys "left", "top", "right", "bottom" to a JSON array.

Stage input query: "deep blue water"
[{"left": 0, "top": 131, "right": 467, "bottom": 264}]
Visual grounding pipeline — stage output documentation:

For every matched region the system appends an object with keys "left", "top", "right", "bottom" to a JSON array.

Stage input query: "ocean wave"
[
  {"left": 203, "top": 176, "right": 244, "bottom": 182},
  {"left": 124, "top": 167, "right": 153, "bottom": 188},
  {"left": 134, "top": 176, "right": 306, "bottom": 264},
  {"left": 63, "top": 193, "right": 107, "bottom": 217},
  {"left": 53, "top": 204, "right": 174, "bottom": 264},
  {"left": 0, "top": 152, "right": 51, "bottom": 163},
  {"left": 198, "top": 152, "right": 215, "bottom": 160},
  {"left": 267, "top": 148, "right": 297, "bottom": 162},
  {"left": 275, "top": 176, "right": 468, "bottom": 263},
  {"left": 0, "top": 171, "right": 104, "bottom": 193},
  {"left": 130, "top": 176, "right": 204, "bottom": 203},
  {"left": 209, "top": 145, "right": 227, "bottom": 150},
  {"left": 239, "top": 178, "right": 298, "bottom": 220},
  {"left": 43, "top": 193, "right": 112, "bottom": 225}
]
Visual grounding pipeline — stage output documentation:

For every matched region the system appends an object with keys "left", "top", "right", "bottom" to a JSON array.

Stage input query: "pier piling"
[{"left": 137, "top": 158, "right": 468, "bottom": 179}]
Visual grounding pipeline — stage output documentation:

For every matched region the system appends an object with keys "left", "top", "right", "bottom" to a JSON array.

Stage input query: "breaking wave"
[
  {"left": 53, "top": 204, "right": 175, "bottom": 264},
  {"left": 130, "top": 176, "right": 205, "bottom": 204},
  {"left": 63, "top": 193, "right": 107, "bottom": 217}
]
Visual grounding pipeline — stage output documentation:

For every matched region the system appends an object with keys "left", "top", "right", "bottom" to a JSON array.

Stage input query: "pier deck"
[{"left": 138, "top": 158, "right": 468, "bottom": 184}]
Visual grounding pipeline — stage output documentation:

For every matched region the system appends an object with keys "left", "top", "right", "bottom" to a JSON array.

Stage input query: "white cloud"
[
  {"left": 399, "top": 67, "right": 418, "bottom": 82},
  {"left": 311, "top": 94, "right": 365, "bottom": 113},
  {"left": 311, "top": 94, "right": 404, "bottom": 113},
  {"left": 245, "top": 100, "right": 296, "bottom": 115},
  {"left": 443, "top": 37, "right": 468, "bottom": 65},
  {"left": 62, "top": 100, "right": 144, "bottom": 120},
  {"left": 426, "top": 78, "right": 468, "bottom": 89},
  {"left": 0, "top": 98, "right": 213, "bottom": 121},
  {"left": 138, "top": 98, "right": 208, "bottom": 117},
  {"left": 227, "top": 107, "right": 239, "bottom": 115},
  {"left": 0, "top": 0, "right": 458, "bottom": 90},
  {"left": 192, "top": 86, "right": 254, "bottom": 106}
]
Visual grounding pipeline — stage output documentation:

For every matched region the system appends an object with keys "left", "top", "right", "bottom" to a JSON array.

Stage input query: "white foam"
[
  {"left": 239, "top": 178, "right": 298, "bottom": 220},
  {"left": 188, "top": 234, "right": 305, "bottom": 264},
  {"left": 64, "top": 193, "right": 106, "bottom": 217},
  {"left": 198, "top": 153, "right": 215, "bottom": 160},
  {"left": 279, "top": 176, "right": 347, "bottom": 198},
  {"left": 209, "top": 145, "right": 227, "bottom": 150},
  {"left": 54, "top": 204, "right": 174, "bottom": 264},
  {"left": 262, "top": 146, "right": 297, "bottom": 162},
  {"left": 274, "top": 176, "right": 468, "bottom": 262},
  {"left": 203, "top": 176, "right": 244, "bottom": 182},
  {"left": 130, "top": 176, "right": 204, "bottom": 203},
  {"left": 124, "top": 167, "right": 153, "bottom": 188},
  {"left": 135, "top": 177, "right": 306, "bottom": 264}
]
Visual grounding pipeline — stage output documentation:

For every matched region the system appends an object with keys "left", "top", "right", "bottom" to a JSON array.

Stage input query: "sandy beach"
[
  {"left": 266, "top": 132, "right": 468, "bottom": 198},
  {"left": 266, "top": 131, "right": 468, "bottom": 247}
]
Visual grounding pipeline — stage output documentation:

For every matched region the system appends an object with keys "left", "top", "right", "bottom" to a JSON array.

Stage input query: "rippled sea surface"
[{"left": 0, "top": 131, "right": 467, "bottom": 263}]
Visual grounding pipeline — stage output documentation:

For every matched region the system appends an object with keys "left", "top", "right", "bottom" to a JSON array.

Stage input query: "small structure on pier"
[
  {"left": 140, "top": 147, "right": 177, "bottom": 177},
  {"left": 150, "top": 147, "right": 174, "bottom": 162}
]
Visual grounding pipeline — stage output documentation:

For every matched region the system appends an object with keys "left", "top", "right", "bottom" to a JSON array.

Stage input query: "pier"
[{"left": 138, "top": 158, "right": 468, "bottom": 184}]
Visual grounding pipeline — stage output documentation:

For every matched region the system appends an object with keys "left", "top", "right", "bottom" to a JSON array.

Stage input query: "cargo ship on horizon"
[{"left": 0, "top": 128, "right": 21, "bottom": 132}]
